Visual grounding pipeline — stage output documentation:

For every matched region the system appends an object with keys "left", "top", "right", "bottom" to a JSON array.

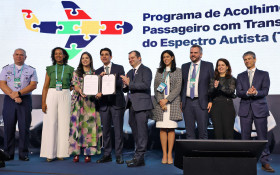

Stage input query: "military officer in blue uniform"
[{"left": 0, "top": 48, "right": 37, "bottom": 161}]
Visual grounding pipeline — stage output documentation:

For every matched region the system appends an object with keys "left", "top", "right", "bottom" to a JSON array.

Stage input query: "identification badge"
[
  {"left": 157, "top": 82, "right": 167, "bottom": 93},
  {"left": 14, "top": 78, "right": 21, "bottom": 88},
  {"left": 189, "top": 78, "right": 196, "bottom": 88},
  {"left": 56, "top": 81, "right": 62, "bottom": 91}
]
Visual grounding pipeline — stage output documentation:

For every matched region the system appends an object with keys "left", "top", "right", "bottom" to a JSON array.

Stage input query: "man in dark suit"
[
  {"left": 181, "top": 45, "right": 214, "bottom": 139},
  {"left": 236, "top": 51, "right": 274, "bottom": 173},
  {"left": 121, "top": 50, "right": 153, "bottom": 167},
  {"left": 95, "top": 48, "right": 126, "bottom": 164}
]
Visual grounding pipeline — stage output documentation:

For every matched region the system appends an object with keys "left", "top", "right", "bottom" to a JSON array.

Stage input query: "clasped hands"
[
  {"left": 120, "top": 75, "right": 130, "bottom": 86},
  {"left": 9, "top": 91, "right": 22, "bottom": 104},
  {"left": 159, "top": 99, "right": 168, "bottom": 111},
  {"left": 247, "top": 86, "right": 257, "bottom": 96}
]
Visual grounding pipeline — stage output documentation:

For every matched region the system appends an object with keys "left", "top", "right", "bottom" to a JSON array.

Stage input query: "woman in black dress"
[{"left": 208, "top": 58, "right": 236, "bottom": 139}]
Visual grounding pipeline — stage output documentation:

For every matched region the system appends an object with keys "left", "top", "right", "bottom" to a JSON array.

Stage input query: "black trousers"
[
  {"left": 3, "top": 95, "right": 32, "bottom": 158},
  {"left": 210, "top": 97, "right": 235, "bottom": 139}
]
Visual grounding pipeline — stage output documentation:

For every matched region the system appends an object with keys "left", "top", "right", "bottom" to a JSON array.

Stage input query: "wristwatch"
[{"left": 18, "top": 91, "right": 22, "bottom": 97}]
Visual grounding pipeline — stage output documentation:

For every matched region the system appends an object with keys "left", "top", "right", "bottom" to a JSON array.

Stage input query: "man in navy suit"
[
  {"left": 95, "top": 48, "right": 125, "bottom": 164},
  {"left": 236, "top": 51, "right": 274, "bottom": 173},
  {"left": 121, "top": 50, "right": 153, "bottom": 167},
  {"left": 181, "top": 45, "right": 214, "bottom": 139}
]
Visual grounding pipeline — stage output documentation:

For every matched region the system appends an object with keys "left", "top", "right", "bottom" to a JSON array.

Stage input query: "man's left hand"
[
  {"left": 10, "top": 91, "right": 19, "bottom": 99},
  {"left": 14, "top": 97, "right": 22, "bottom": 104}
]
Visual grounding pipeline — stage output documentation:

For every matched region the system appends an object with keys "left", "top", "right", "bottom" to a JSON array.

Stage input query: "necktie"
[
  {"left": 105, "top": 66, "right": 109, "bottom": 75},
  {"left": 249, "top": 70, "right": 253, "bottom": 87},
  {"left": 190, "top": 64, "right": 197, "bottom": 99},
  {"left": 132, "top": 69, "right": 136, "bottom": 81}
]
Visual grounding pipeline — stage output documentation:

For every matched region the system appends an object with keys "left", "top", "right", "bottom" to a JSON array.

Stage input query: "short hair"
[
  {"left": 51, "top": 47, "right": 69, "bottom": 65},
  {"left": 100, "top": 48, "right": 112, "bottom": 56},
  {"left": 243, "top": 51, "right": 256, "bottom": 59},
  {"left": 158, "top": 50, "right": 176, "bottom": 73},
  {"left": 190, "top": 44, "right": 203, "bottom": 54},
  {"left": 129, "top": 50, "right": 141, "bottom": 58},
  {"left": 214, "top": 58, "right": 232, "bottom": 79},
  {"left": 14, "top": 48, "right": 26, "bottom": 56}
]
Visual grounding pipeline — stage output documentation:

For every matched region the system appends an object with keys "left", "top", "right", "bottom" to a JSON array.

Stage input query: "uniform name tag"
[{"left": 14, "top": 78, "right": 21, "bottom": 88}]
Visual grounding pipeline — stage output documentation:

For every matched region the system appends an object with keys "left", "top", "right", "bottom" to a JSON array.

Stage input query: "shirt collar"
[
  {"left": 103, "top": 62, "right": 112, "bottom": 69},
  {"left": 134, "top": 63, "right": 142, "bottom": 71},
  {"left": 247, "top": 67, "right": 256, "bottom": 73}
]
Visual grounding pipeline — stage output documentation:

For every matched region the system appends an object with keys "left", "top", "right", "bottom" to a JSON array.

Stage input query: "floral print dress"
[{"left": 69, "top": 71, "right": 102, "bottom": 156}]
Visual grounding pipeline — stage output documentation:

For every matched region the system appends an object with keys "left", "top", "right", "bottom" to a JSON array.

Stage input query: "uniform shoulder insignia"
[
  {"left": 28, "top": 65, "right": 36, "bottom": 69},
  {"left": 2, "top": 64, "right": 9, "bottom": 69}
]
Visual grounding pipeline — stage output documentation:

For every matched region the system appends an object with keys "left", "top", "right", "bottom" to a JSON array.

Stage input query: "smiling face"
[
  {"left": 100, "top": 50, "right": 112, "bottom": 66},
  {"left": 13, "top": 49, "right": 26, "bottom": 66},
  {"left": 129, "top": 51, "right": 141, "bottom": 68},
  {"left": 81, "top": 53, "right": 91, "bottom": 67},
  {"left": 163, "top": 52, "right": 174, "bottom": 67},
  {"left": 190, "top": 47, "right": 202, "bottom": 63},
  {"left": 54, "top": 49, "right": 65, "bottom": 64},
  {"left": 217, "top": 60, "right": 228, "bottom": 76},
  {"left": 243, "top": 54, "right": 256, "bottom": 70}
]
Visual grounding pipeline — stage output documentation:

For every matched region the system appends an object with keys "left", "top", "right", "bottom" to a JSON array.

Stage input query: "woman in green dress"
[{"left": 69, "top": 52, "right": 102, "bottom": 163}]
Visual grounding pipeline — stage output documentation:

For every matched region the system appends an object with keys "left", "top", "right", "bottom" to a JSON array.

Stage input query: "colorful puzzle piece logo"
[{"left": 22, "top": 1, "right": 133, "bottom": 60}]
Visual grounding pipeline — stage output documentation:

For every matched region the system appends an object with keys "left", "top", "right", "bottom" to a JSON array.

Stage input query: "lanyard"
[
  {"left": 189, "top": 62, "right": 200, "bottom": 80},
  {"left": 55, "top": 64, "right": 65, "bottom": 82},
  {"left": 162, "top": 69, "right": 170, "bottom": 83},
  {"left": 13, "top": 64, "right": 24, "bottom": 79}
]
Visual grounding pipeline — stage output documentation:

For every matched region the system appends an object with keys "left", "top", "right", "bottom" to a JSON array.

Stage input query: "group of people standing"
[{"left": 0, "top": 44, "right": 274, "bottom": 172}]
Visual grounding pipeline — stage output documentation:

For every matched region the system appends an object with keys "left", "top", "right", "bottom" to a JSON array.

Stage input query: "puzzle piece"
[
  {"left": 62, "top": 1, "right": 91, "bottom": 19},
  {"left": 100, "top": 21, "right": 123, "bottom": 35},
  {"left": 116, "top": 22, "right": 133, "bottom": 34},
  {"left": 33, "top": 22, "right": 63, "bottom": 34},
  {"left": 64, "top": 9, "right": 91, "bottom": 20},
  {"left": 65, "top": 43, "right": 82, "bottom": 60},
  {"left": 22, "top": 10, "right": 32, "bottom": 18},
  {"left": 61, "top": 1, "right": 80, "bottom": 14},
  {"left": 57, "top": 21, "right": 80, "bottom": 34},
  {"left": 22, "top": 10, "right": 39, "bottom": 32},
  {"left": 65, "top": 35, "right": 97, "bottom": 48},
  {"left": 74, "top": 21, "right": 105, "bottom": 40}
]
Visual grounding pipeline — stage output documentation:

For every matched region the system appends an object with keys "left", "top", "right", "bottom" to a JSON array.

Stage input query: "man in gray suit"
[{"left": 121, "top": 50, "right": 153, "bottom": 167}]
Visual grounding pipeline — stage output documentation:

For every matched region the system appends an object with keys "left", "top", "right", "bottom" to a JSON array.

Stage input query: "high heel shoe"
[
  {"left": 161, "top": 158, "right": 168, "bottom": 164},
  {"left": 85, "top": 156, "right": 91, "bottom": 163},
  {"left": 73, "top": 155, "right": 79, "bottom": 162}
]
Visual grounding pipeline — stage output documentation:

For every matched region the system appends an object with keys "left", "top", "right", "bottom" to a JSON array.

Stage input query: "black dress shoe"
[
  {"left": 19, "top": 156, "right": 29, "bottom": 161},
  {"left": 125, "top": 158, "right": 136, "bottom": 164},
  {"left": 0, "top": 161, "right": 5, "bottom": 168},
  {"left": 96, "top": 155, "right": 112, "bottom": 163},
  {"left": 127, "top": 159, "right": 145, "bottom": 167},
  {"left": 5, "top": 155, "right": 14, "bottom": 161},
  {"left": 116, "top": 156, "right": 124, "bottom": 164}
]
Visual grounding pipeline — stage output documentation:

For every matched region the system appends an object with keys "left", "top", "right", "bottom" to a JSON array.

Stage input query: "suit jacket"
[
  {"left": 181, "top": 60, "right": 214, "bottom": 110},
  {"left": 95, "top": 63, "right": 125, "bottom": 111},
  {"left": 152, "top": 68, "right": 182, "bottom": 121},
  {"left": 236, "top": 69, "right": 270, "bottom": 117},
  {"left": 123, "top": 64, "right": 153, "bottom": 111}
]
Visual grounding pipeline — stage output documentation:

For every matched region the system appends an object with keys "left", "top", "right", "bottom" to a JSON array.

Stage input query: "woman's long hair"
[
  {"left": 158, "top": 50, "right": 176, "bottom": 73},
  {"left": 76, "top": 52, "right": 95, "bottom": 77},
  {"left": 214, "top": 58, "right": 232, "bottom": 80}
]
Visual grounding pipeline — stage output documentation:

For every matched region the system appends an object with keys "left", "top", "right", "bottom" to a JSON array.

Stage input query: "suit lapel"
[
  {"left": 110, "top": 63, "right": 115, "bottom": 74},
  {"left": 243, "top": 71, "right": 250, "bottom": 89},
  {"left": 251, "top": 69, "right": 258, "bottom": 87},
  {"left": 198, "top": 61, "right": 204, "bottom": 84}
]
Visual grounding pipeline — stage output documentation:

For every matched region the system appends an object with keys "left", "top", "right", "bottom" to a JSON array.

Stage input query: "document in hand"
[{"left": 83, "top": 74, "right": 116, "bottom": 95}]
